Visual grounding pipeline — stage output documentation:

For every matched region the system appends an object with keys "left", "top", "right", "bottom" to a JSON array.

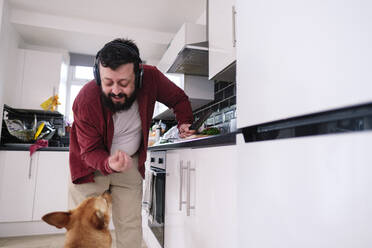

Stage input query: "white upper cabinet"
[
  {"left": 208, "top": 0, "right": 236, "bottom": 80},
  {"left": 15, "top": 49, "right": 65, "bottom": 110},
  {"left": 236, "top": 0, "right": 372, "bottom": 128}
]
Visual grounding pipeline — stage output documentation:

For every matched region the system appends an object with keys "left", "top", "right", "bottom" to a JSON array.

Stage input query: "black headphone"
[{"left": 93, "top": 42, "right": 144, "bottom": 89}]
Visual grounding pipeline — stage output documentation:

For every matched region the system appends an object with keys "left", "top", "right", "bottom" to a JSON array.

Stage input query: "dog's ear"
[
  {"left": 90, "top": 210, "right": 106, "bottom": 230},
  {"left": 42, "top": 211, "right": 71, "bottom": 229}
]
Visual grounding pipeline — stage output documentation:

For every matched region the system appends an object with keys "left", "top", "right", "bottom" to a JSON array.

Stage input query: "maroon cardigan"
[{"left": 69, "top": 65, "right": 194, "bottom": 184}]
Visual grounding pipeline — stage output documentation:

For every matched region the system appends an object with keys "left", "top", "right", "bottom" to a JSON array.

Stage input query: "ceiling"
[{"left": 8, "top": 0, "right": 206, "bottom": 64}]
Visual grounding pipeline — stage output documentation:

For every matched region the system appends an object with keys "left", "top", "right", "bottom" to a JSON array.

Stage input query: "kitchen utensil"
[{"left": 189, "top": 109, "right": 213, "bottom": 131}]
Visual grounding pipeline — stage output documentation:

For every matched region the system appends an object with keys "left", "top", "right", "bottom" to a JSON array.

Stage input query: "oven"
[{"left": 145, "top": 151, "right": 166, "bottom": 247}]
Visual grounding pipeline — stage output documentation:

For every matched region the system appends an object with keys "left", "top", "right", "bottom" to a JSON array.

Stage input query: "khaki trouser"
[{"left": 68, "top": 155, "right": 143, "bottom": 248}]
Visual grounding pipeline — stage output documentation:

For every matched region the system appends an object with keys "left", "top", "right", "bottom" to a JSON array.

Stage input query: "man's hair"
[{"left": 98, "top": 38, "right": 141, "bottom": 73}]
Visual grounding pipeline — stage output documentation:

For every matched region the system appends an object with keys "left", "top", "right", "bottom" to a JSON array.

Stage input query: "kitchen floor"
[{"left": 0, "top": 232, "right": 148, "bottom": 248}]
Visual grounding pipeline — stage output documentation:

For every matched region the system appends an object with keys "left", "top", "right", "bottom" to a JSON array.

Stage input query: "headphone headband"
[{"left": 93, "top": 41, "right": 143, "bottom": 88}]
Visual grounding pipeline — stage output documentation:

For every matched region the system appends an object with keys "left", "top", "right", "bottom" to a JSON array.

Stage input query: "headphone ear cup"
[
  {"left": 137, "top": 66, "right": 143, "bottom": 89},
  {"left": 93, "top": 59, "right": 101, "bottom": 86}
]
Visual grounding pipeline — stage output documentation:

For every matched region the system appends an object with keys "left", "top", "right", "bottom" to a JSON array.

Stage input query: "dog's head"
[{"left": 42, "top": 191, "right": 112, "bottom": 247}]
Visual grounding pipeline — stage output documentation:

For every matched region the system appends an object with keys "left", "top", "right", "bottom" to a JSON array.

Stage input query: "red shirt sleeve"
[{"left": 72, "top": 102, "right": 113, "bottom": 175}]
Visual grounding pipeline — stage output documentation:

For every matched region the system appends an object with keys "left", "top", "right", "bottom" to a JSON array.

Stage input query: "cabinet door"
[
  {"left": 187, "top": 146, "right": 237, "bottom": 248},
  {"left": 21, "top": 49, "right": 62, "bottom": 109},
  {"left": 33, "top": 151, "right": 69, "bottom": 220},
  {"left": 236, "top": 0, "right": 372, "bottom": 128},
  {"left": 209, "top": 0, "right": 236, "bottom": 79},
  {"left": 0, "top": 151, "right": 38, "bottom": 222},
  {"left": 237, "top": 132, "right": 372, "bottom": 248},
  {"left": 164, "top": 150, "right": 188, "bottom": 248}
]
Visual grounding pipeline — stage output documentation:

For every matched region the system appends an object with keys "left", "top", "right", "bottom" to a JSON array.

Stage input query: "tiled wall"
[
  {"left": 193, "top": 80, "right": 236, "bottom": 121},
  {"left": 154, "top": 80, "right": 236, "bottom": 132}
]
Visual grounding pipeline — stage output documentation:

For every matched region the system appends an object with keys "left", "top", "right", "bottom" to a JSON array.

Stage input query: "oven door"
[{"left": 146, "top": 165, "right": 166, "bottom": 247}]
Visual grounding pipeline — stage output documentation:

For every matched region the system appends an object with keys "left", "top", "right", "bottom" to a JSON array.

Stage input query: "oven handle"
[
  {"left": 149, "top": 168, "right": 166, "bottom": 176},
  {"left": 179, "top": 160, "right": 187, "bottom": 211}
]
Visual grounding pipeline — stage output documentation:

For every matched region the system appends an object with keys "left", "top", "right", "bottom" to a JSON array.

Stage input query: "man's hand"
[
  {"left": 179, "top": 123, "right": 196, "bottom": 138},
  {"left": 108, "top": 150, "right": 133, "bottom": 172}
]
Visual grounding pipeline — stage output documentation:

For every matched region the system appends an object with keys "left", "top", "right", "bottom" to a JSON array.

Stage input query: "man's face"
[{"left": 100, "top": 63, "right": 137, "bottom": 112}]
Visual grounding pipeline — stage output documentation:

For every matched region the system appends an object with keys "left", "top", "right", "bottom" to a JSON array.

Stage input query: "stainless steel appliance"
[{"left": 147, "top": 151, "right": 166, "bottom": 247}]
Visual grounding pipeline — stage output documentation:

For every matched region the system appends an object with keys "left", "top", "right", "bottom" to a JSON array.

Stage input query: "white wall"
[
  {"left": 0, "top": 0, "right": 22, "bottom": 103},
  {"left": 0, "top": 0, "right": 23, "bottom": 133}
]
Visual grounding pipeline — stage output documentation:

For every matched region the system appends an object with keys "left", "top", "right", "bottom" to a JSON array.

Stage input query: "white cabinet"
[
  {"left": 208, "top": 0, "right": 236, "bottom": 80},
  {"left": 0, "top": 151, "right": 69, "bottom": 223},
  {"left": 236, "top": 0, "right": 372, "bottom": 128},
  {"left": 192, "top": 146, "right": 237, "bottom": 248},
  {"left": 164, "top": 146, "right": 237, "bottom": 248},
  {"left": 14, "top": 49, "right": 64, "bottom": 110},
  {"left": 33, "top": 151, "right": 69, "bottom": 220},
  {"left": 164, "top": 149, "right": 189, "bottom": 248},
  {"left": 236, "top": 132, "right": 372, "bottom": 248},
  {"left": 0, "top": 151, "right": 38, "bottom": 222}
]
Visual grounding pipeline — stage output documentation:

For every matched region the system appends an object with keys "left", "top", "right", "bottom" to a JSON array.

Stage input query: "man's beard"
[{"left": 101, "top": 89, "right": 137, "bottom": 113}]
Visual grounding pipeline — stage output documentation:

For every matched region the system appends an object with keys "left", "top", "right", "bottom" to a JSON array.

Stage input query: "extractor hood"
[{"left": 158, "top": 23, "right": 208, "bottom": 77}]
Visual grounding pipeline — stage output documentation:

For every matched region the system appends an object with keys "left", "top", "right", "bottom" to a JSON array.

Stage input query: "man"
[{"left": 68, "top": 38, "right": 195, "bottom": 248}]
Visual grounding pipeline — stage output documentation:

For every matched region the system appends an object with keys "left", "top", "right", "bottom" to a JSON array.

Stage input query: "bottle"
[{"left": 154, "top": 123, "right": 161, "bottom": 142}]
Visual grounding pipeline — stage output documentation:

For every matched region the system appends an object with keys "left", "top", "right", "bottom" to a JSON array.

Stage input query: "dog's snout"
[{"left": 102, "top": 190, "right": 112, "bottom": 204}]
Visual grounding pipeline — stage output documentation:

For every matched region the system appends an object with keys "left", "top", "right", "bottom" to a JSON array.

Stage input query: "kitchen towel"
[
  {"left": 143, "top": 169, "right": 154, "bottom": 213},
  {"left": 29, "top": 139, "right": 48, "bottom": 156}
]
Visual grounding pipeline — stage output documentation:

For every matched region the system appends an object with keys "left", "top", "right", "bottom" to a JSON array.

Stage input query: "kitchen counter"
[
  {"left": 148, "top": 131, "right": 238, "bottom": 151},
  {"left": 0, "top": 144, "right": 69, "bottom": 152}
]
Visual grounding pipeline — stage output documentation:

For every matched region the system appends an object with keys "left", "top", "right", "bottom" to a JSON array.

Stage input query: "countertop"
[
  {"left": 0, "top": 144, "right": 69, "bottom": 152},
  {"left": 0, "top": 132, "right": 238, "bottom": 152},
  {"left": 147, "top": 131, "right": 238, "bottom": 151}
]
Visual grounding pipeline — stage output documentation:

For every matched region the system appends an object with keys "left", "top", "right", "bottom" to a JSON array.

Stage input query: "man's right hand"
[{"left": 108, "top": 150, "right": 133, "bottom": 172}]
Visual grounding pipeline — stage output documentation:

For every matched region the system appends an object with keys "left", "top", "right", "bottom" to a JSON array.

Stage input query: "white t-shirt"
[{"left": 110, "top": 100, "right": 142, "bottom": 156}]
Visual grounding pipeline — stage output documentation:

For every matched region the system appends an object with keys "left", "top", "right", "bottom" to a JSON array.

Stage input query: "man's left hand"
[{"left": 179, "top": 123, "right": 196, "bottom": 138}]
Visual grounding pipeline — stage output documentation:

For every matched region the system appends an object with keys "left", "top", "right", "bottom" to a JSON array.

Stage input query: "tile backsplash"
[
  {"left": 193, "top": 80, "right": 236, "bottom": 133},
  {"left": 152, "top": 80, "right": 237, "bottom": 133}
]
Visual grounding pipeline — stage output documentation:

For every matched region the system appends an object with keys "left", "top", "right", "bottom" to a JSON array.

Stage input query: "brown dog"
[{"left": 42, "top": 191, "right": 112, "bottom": 248}]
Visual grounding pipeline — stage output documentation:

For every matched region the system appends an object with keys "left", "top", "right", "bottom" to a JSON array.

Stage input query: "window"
[{"left": 65, "top": 66, "right": 94, "bottom": 122}]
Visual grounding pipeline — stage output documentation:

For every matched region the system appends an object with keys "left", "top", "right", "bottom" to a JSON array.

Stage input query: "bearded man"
[{"left": 68, "top": 38, "right": 195, "bottom": 248}]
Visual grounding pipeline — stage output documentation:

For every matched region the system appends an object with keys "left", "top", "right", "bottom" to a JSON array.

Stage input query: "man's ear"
[
  {"left": 90, "top": 210, "right": 106, "bottom": 230},
  {"left": 42, "top": 211, "right": 71, "bottom": 229}
]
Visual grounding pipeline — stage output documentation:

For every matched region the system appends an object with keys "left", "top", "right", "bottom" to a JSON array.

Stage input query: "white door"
[
  {"left": 209, "top": 0, "right": 236, "bottom": 79},
  {"left": 164, "top": 150, "right": 188, "bottom": 248},
  {"left": 33, "top": 151, "right": 69, "bottom": 220},
  {"left": 237, "top": 132, "right": 372, "bottom": 248},
  {"left": 236, "top": 0, "right": 372, "bottom": 128},
  {"left": 0, "top": 151, "right": 38, "bottom": 222},
  {"left": 191, "top": 146, "right": 238, "bottom": 248}
]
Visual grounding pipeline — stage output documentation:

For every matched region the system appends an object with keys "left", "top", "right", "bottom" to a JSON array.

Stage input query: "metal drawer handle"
[
  {"left": 232, "top": 5, "right": 237, "bottom": 48},
  {"left": 186, "top": 160, "right": 195, "bottom": 216},
  {"left": 28, "top": 156, "right": 33, "bottom": 179},
  {"left": 179, "top": 160, "right": 187, "bottom": 211}
]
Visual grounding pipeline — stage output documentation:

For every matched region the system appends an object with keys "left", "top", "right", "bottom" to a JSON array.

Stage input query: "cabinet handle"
[
  {"left": 28, "top": 155, "right": 33, "bottom": 179},
  {"left": 179, "top": 160, "right": 187, "bottom": 211},
  {"left": 186, "top": 161, "right": 195, "bottom": 217},
  {"left": 232, "top": 5, "right": 237, "bottom": 48}
]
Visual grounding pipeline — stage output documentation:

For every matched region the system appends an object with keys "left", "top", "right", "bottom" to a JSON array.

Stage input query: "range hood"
[{"left": 158, "top": 23, "right": 209, "bottom": 77}]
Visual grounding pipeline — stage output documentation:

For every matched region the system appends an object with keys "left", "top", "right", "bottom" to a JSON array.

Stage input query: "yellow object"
[
  {"left": 33, "top": 122, "right": 45, "bottom": 140},
  {"left": 40, "top": 94, "right": 61, "bottom": 111}
]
